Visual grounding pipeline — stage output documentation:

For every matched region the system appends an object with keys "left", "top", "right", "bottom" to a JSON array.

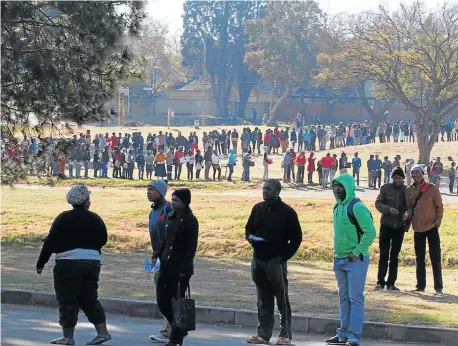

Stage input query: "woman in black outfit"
[
  {"left": 153, "top": 188, "right": 199, "bottom": 346},
  {"left": 36, "top": 184, "right": 111, "bottom": 345}
]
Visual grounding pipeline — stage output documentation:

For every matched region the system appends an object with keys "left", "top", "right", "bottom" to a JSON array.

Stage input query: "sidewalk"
[{"left": 0, "top": 304, "right": 442, "bottom": 346}]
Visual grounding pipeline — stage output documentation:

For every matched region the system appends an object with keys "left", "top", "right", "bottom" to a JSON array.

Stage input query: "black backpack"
[{"left": 333, "top": 198, "right": 373, "bottom": 243}]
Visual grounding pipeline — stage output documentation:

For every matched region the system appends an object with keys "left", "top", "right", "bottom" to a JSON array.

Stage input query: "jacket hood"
[
  {"left": 229, "top": 149, "right": 235, "bottom": 155},
  {"left": 332, "top": 173, "right": 356, "bottom": 203},
  {"left": 309, "top": 152, "right": 314, "bottom": 157}
]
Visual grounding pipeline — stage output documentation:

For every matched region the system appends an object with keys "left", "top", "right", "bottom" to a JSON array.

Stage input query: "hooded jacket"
[
  {"left": 332, "top": 174, "right": 376, "bottom": 258},
  {"left": 227, "top": 149, "right": 236, "bottom": 165}
]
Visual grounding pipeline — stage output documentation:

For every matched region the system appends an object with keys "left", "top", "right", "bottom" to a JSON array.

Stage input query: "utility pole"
[
  {"left": 152, "top": 67, "right": 162, "bottom": 118},
  {"left": 202, "top": 37, "right": 207, "bottom": 127}
]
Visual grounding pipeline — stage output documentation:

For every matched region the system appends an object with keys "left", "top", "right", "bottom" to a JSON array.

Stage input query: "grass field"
[
  {"left": 2, "top": 245, "right": 457, "bottom": 328},
  {"left": 2, "top": 187, "right": 458, "bottom": 266}
]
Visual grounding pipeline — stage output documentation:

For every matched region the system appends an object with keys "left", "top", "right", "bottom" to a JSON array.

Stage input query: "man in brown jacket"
[{"left": 405, "top": 165, "right": 444, "bottom": 295}]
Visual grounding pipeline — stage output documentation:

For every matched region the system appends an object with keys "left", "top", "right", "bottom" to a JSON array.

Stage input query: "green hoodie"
[{"left": 332, "top": 174, "right": 376, "bottom": 258}]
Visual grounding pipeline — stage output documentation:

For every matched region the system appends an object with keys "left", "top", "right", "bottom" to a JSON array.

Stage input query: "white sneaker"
[{"left": 149, "top": 333, "right": 169, "bottom": 342}]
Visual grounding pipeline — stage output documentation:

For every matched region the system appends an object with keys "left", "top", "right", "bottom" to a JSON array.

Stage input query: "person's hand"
[
  {"left": 389, "top": 208, "right": 399, "bottom": 215},
  {"left": 150, "top": 256, "right": 157, "bottom": 266},
  {"left": 36, "top": 266, "right": 43, "bottom": 275},
  {"left": 348, "top": 253, "right": 358, "bottom": 262},
  {"left": 403, "top": 211, "right": 410, "bottom": 221}
]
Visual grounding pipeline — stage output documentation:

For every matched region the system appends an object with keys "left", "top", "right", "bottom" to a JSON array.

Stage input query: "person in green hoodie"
[{"left": 325, "top": 174, "right": 376, "bottom": 346}]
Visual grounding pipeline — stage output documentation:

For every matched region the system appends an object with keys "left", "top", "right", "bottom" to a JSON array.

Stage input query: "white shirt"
[
  {"left": 211, "top": 153, "right": 223, "bottom": 165},
  {"left": 185, "top": 155, "right": 195, "bottom": 164}
]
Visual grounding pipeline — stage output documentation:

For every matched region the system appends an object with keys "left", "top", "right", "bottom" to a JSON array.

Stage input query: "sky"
[{"left": 146, "top": 0, "right": 432, "bottom": 37}]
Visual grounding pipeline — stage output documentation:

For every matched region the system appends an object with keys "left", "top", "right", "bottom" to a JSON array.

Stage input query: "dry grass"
[
  {"left": 2, "top": 246, "right": 457, "bottom": 328},
  {"left": 2, "top": 187, "right": 458, "bottom": 266}
]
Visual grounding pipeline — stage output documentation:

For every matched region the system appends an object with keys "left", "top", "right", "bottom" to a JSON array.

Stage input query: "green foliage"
[
  {"left": 244, "top": 1, "right": 326, "bottom": 122},
  {"left": 181, "top": 1, "right": 266, "bottom": 118},
  {"left": 1, "top": 1, "right": 145, "bottom": 138}
]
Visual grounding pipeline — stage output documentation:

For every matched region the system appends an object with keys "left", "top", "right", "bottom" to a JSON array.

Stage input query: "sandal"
[
  {"left": 49, "top": 337, "right": 75, "bottom": 345},
  {"left": 85, "top": 333, "right": 112, "bottom": 345},
  {"left": 246, "top": 335, "right": 269, "bottom": 344}
]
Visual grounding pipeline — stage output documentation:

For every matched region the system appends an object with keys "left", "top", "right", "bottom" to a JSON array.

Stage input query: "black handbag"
[{"left": 172, "top": 283, "right": 196, "bottom": 332}]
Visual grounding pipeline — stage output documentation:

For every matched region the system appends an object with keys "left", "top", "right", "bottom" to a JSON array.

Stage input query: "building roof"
[{"left": 178, "top": 78, "right": 212, "bottom": 91}]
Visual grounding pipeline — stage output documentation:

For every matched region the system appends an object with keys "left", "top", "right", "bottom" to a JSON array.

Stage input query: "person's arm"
[
  {"left": 433, "top": 186, "right": 444, "bottom": 227},
  {"left": 375, "top": 186, "right": 391, "bottom": 214},
  {"left": 36, "top": 214, "right": 63, "bottom": 270},
  {"left": 282, "top": 209, "right": 303, "bottom": 261},
  {"left": 94, "top": 215, "right": 108, "bottom": 251},
  {"left": 351, "top": 203, "right": 376, "bottom": 257},
  {"left": 180, "top": 217, "right": 199, "bottom": 274},
  {"left": 245, "top": 205, "right": 257, "bottom": 241}
]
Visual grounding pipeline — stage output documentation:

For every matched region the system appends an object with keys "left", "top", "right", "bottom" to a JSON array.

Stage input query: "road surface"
[{"left": 1, "top": 304, "right": 438, "bottom": 346}]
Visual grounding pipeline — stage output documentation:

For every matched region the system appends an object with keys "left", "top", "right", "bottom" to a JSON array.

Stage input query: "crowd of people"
[
  {"left": 36, "top": 162, "right": 445, "bottom": 345},
  {"left": 4, "top": 118, "right": 458, "bottom": 193}
]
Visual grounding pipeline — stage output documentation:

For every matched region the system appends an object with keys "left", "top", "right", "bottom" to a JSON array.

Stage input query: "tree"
[
  {"left": 181, "top": 1, "right": 265, "bottom": 118},
  {"left": 317, "top": 2, "right": 458, "bottom": 163},
  {"left": 1, "top": 1, "right": 144, "bottom": 138},
  {"left": 245, "top": 1, "right": 326, "bottom": 123},
  {"left": 1, "top": 1, "right": 144, "bottom": 182},
  {"left": 127, "top": 18, "right": 186, "bottom": 90}
]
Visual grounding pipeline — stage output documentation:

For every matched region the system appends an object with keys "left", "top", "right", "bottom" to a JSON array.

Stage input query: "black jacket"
[
  {"left": 154, "top": 208, "right": 199, "bottom": 276},
  {"left": 245, "top": 198, "right": 302, "bottom": 261},
  {"left": 375, "top": 183, "right": 408, "bottom": 229},
  {"left": 37, "top": 207, "right": 108, "bottom": 269}
]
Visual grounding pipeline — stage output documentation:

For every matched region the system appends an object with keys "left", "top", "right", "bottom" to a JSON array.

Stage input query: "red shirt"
[
  {"left": 174, "top": 151, "right": 184, "bottom": 160},
  {"left": 308, "top": 156, "right": 316, "bottom": 171},
  {"left": 321, "top": 156, "right": 335, "bottom": 169},
  {"left": 297, "top": 154, "right": 306, "bottom": 166},
  {"left": 264, "top": 133, "right": 271, "bottom": 143},
  {"left": 110, "top": 136, "right": 119, "bottom": 149}
]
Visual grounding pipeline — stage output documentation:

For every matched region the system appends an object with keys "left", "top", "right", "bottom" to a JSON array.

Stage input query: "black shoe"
[
  {"left": 435, "top": 289, "right": 443, "bottom": 296},
  {"left": 345, "top": 341, "right": 360, "bottom": 346},
  {"left": 387, "top": 285, "right": 400, "bottom": 291},
  {"left": 325, "top": 336, "right": 347, "bottom": 345},
  {"left": 374, "top": 284, "right": 385, "bottom": 290},
  {"left": 413, "top": 288, "right": 425, "bottom": 292}
]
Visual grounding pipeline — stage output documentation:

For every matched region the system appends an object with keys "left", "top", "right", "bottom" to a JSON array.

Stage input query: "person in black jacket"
[
  {"left": 36, "top": 184, "right": 111, "bottom": 345},
  {"left": 154, "top": 188, "right": 199, "bottom": 346},
  {"left": 374, "top": 167, "right": 408, "bottom": 291},
  {"left": 245, "top": 179, "right": 302, "bottom": 346}
]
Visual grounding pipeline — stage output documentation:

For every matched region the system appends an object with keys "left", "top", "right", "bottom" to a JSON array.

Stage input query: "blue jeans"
[
  {"left": 102, "top": 162, "right": 108, "bottom": 177},
  {"left": 333, "top": 256, "right": 370, "bottom": 344}
]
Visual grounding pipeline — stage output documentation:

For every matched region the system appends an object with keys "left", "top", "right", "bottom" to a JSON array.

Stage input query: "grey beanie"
[{"left": 148, "top": 180, "right": 167, "bottom": 197}]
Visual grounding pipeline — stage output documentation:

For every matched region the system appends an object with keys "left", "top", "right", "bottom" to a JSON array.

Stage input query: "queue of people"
[
  {"left": 4, "top": 122, "right": 457, "bottom": 194},
  {"left": 36, "top": 162, "right": 446, "bottom": 346}
]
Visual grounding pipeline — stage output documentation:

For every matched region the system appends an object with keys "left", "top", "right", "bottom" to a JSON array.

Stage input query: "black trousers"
[
  {"left": 414, "top": 227, "right": 443, "bottom": 291},
  {"left": 251, "top": 257, "right": 292, "bottom": 342},
  {"left": 157, "top": 270, "right": 191, "bottom": 344},
  {"left": 53, "top": 260, "right": 106, "bottom": 328},
  {"left": 377, "top": 225, "right": 405, "bottom": 287}
]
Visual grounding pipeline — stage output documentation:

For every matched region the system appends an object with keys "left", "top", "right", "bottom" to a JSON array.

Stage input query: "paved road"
[{"left": 1, "top": 304, "right": 438, "bottom": 346}]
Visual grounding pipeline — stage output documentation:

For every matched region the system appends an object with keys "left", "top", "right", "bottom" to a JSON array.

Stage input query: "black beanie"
[
  {"left": 391, "top": 166, "right": 405, "bottom": 179},
  {"left": 172, "top": 188, "right": 191, "bottom": 206}
]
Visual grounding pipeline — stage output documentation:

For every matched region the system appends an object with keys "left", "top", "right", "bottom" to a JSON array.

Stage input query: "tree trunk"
[
  {"left": 268, "top": 86, "right": 291, "bottom": 124},
  {"left": 415, "top": 115, "right": 439, "bottom": 164}
]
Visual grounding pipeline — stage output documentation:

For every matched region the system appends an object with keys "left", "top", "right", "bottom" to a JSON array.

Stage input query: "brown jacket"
[{"left": 406, "top": 181, "right": 443, "bottom": 232}]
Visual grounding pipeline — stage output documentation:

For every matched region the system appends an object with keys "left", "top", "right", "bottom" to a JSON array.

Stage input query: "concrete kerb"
[{"left": 2, "top": 289, "right": 457, "bottom": 344}]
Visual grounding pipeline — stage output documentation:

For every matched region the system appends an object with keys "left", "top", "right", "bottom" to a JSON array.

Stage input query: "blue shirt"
[
  {"left": 352, "top": 157, "right": 361, "bottom": 168},
  {"left": 148, "top": 200, "right": 171, "bottom": 253}
]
